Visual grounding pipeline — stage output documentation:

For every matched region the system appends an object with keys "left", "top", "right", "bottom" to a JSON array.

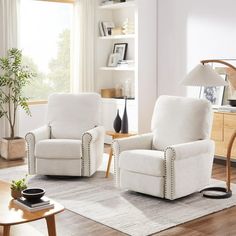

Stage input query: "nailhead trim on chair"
[
  {"left": 163, "top": 149, "right": 167, "bottom": 197},
  {"left": 113, "top": 140, "right": 121, "bottom": 187},
  {"left": 82, "top": 132, "right": 93, "bottom": 176},
  {"left": 164, "top": 147, "right": 176, "bottom": 200},
  {"left": 25, "top": 132, "right": 36, "bottom": 174}
]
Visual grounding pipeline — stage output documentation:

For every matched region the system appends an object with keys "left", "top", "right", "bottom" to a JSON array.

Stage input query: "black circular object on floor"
[{"left": 200, "top": 187, "right": 232, "bottom": 199}]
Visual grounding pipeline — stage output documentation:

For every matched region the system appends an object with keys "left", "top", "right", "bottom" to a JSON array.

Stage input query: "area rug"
[{"left": 0, "top": 156, "right": 236, "bottom": 236}]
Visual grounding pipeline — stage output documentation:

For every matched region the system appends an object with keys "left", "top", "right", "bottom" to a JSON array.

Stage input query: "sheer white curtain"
[
  {"left": 0, "top": 0, "right": 20, "bottom": 139},
  {"left": 72, "top": 0, "right": 95, "bottom": 93}
]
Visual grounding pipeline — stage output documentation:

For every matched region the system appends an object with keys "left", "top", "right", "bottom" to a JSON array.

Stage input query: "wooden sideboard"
[{"left": 211, "top": 111, "right": 236, "bottom": 159}]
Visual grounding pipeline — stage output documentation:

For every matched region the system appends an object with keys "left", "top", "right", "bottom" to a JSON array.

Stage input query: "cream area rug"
[{"left": 0, "top": 155, "right": 236, "bottom": 236}]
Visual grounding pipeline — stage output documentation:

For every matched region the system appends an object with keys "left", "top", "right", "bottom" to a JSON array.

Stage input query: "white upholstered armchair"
[
  {"left": 26, "top": 93, "right": 105, "bottom": 177},
  {"left": 113, "top": 96, "right": 215, "bottom": 200}
]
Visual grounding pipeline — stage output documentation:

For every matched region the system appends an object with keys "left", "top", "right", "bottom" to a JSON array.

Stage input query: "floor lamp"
[{"left": 182, "top": 59, "right": 236, "bottom": 199}]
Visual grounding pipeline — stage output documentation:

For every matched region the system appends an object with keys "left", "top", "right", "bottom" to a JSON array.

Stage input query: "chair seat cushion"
[
  {"left": 119, "top": 149, "right": 165, "bottom": 177},
  {"left": 35, "top": 139, "right": 82, "bottom": 159}
]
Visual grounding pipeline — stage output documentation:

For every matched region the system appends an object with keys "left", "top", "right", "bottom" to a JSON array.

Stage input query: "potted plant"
[
  {"left": 10, "top": 175, "right": 28, "bottom": 199},
  {"left": 0, "top": 48, "right": 34, "bottom": 160}
]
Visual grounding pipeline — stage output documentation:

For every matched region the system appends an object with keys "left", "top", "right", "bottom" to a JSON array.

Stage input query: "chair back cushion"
[
  {"left": 151, "top": 95, "right": 212, "bottom": 150},
  {"left": 47, "top": 93, "right": 101, "bottom": 139}
]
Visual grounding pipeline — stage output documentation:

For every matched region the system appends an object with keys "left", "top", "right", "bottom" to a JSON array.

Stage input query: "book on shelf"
[
  {"left": 103, "top": 21, "right": 115, "bottom": 36},
  {"left": 118, "top": 60, "right": 134, "bottom": 65},
  {"left": 14, "top": 197, "right": 54, "bottom": 212},
  {"left": 99, "top": 21, "right": 115, "bottom": 36}
]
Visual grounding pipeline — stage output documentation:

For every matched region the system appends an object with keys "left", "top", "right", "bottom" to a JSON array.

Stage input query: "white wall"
[
  {"left": 157, "top": 0, "right": 236, "bottom": 97},
  {"left": 157, "top": 0, "right": 187, "bottom": 97},
  {"left": 18, "top": 104, "right": 47, "bottom": 137},
  {"left": 137, "top": 0, "right": 157, "bottom": 133}
]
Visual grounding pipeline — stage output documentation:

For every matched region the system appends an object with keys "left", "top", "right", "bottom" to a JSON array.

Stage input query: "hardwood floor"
[{"left": 0, "top": 154, "right": 236, "bottom": 236}]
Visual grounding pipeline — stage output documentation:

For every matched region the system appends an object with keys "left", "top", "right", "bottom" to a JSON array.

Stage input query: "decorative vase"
[
  {"left": 113, "top": 109, "right": 122, "bottom": 133},
  {"left": 11, "top": 189, "right": 22, "bottom": 199},
  {"left": 121, "top": 97, "right": 129, "bottom": 133}
]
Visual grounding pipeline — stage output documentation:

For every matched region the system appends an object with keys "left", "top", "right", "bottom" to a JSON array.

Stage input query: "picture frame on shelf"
[
  {"left": 113, "top": 43, "right": 128, "bottom": 61},
  {"left": 107, "top": 53, "right": 120, "bottom": 67},
  {"left": 199, "top": 74, "right": 226, "bottom": 106},
  {"left": 224, "top": 68, "right": 236, "bottom": 103},
  {"left": 102, "top": 21, "right": 115, "bottom": 36},
  {"left": 215, "top": 67, "right": 236, "bottom": 105}
]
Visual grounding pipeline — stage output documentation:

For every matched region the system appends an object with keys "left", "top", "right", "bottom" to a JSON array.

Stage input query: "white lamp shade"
[{"left": 181, "top": 64, "right": 228, "bottom": 86}]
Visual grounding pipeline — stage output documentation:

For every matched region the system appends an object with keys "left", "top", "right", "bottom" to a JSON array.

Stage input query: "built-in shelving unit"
[
  {"left": 95, "top": 0, "right": 136, "bottom": 96},
  {"left": 98, "top": 1, "right": 136, "bottom": 10},
  {"left": 95, "top": 0, "right": 138, "bottom": 134},
  {"left": 99, "top": 34, "right": 135, "bottom": 40},
  {"left": 95, "top": 0, "right": 158, "bottom": 135},
  {"left": 100, "top": 66, "right": 135, "bottom": 71}
]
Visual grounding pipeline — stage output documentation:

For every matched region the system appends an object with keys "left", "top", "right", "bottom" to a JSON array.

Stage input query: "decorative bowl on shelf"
[
  {"left": 228, "top": 99, "right": 236, "bottom": 107},
  {"left": 22, "top": 188, "right": 45, "bottom": 202}
]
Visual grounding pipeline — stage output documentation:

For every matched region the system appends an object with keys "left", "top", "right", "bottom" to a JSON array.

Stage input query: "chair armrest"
[
  {"left": 113, "top": 133, "right": 153, "bottom": 187},
  {"left": 25, "top": 125, "right": 50, "bottom": 144},
  {"left": 82, "top": 126, "right": 105, "bottom": 176},
  {"left": 164, "top": 139, "right": 215, "bottom": 200},
  {"left": 25, "top": 126, "right": 50, "bottom": 174},
  {"left": 112, "top": 133, "right": 153, "bottom": 157},
  {"left": 165, "top": 139, "right": 215, "bottom": 161},
  {"left": 82, "top": 126, "right": 104, "bottom": 143}
]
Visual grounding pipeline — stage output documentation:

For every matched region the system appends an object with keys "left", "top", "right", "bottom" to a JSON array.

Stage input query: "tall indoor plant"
[{"left": 0, "top": 48, "right": 34, "bottom": 159}]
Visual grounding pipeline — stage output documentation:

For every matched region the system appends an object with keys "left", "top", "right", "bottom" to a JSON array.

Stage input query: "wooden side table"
[{"left": 105, "top": 131, "right": 137, "bottom": 178}]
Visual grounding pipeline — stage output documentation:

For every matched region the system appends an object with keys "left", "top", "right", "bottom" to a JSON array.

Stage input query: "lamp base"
[{"left": 200, "top": 187, "right": 232, "bottom": 199}]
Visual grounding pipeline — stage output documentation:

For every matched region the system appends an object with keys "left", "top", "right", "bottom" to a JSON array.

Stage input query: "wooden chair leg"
[
  {"left": 3, "top": 225, "right": 11, "bottom": 236},
  {"left": 106, "top": 148, "right": 113, "bottom": 178},
  {"left": 46, "top": 215, "right": 56, "bottom": 236}
]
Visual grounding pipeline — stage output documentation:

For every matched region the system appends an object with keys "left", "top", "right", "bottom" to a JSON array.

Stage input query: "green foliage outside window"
[{"left": 23, "top": 29, "right": 71, "bottom": 101}]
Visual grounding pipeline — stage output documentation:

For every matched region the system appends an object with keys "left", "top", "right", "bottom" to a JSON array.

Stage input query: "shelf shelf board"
[
  {"left": 99, "top": 1, "right": 136, "bottom": 10},
  {"left": 101, "top": 97, "right": 136, "bottom": 103},
  {"left": 99, "top": 34, "right": 135, "bottom": 40},
  {"left": 100, "top": 66, "right": 135, "bottom": 71}
]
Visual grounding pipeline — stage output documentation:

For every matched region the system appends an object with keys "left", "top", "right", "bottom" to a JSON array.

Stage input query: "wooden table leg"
[
  {"left": 106, "top": 147, "right": 113, "bottom": 178},
  {"left": 46, "top": 215, "right": 56, "bottom": 236},
  {"left": 3, "top": 225, "right": 10, "bottom": 236}
]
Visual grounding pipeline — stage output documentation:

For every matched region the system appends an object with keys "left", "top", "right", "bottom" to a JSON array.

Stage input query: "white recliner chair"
[
  {"left": 26, "top": 93, "right": 104, "bottom": 177},
  {"left": 113, "top": 96, "right": 215, "bottom": 200}
]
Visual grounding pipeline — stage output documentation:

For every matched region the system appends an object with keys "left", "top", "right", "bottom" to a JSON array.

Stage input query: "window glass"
[{"left": 20, "top": 0, "right": 73, "bottom": 100}]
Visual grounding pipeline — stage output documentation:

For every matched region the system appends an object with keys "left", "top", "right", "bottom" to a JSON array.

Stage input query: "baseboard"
[{"left": 214, "top": 155, "right": 236, "bottom": 167}]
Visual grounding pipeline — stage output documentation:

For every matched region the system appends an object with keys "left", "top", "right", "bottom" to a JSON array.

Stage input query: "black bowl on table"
[
  {"left": 22, "top": 188, "right": 45, "bottom": 202},
  {"left": 228, "top": 99, "right": 236, "bottom": 107}
]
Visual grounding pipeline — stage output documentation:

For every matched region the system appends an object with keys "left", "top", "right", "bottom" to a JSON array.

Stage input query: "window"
[{"left": 20, "top": 0, "right": 73, "bottom": 101}]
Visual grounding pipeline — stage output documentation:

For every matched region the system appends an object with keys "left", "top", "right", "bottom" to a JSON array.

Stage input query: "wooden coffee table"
[{"left": 0, "top": 180, "right": 64, "bottom": 236}]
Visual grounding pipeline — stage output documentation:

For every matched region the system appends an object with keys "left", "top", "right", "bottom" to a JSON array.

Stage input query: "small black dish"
[
  {"left": 228, "top": 99, "right": 236, "bottom": 107},
  {"left": 22, "top": 188, "right": 45, "bottom": 202}
]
